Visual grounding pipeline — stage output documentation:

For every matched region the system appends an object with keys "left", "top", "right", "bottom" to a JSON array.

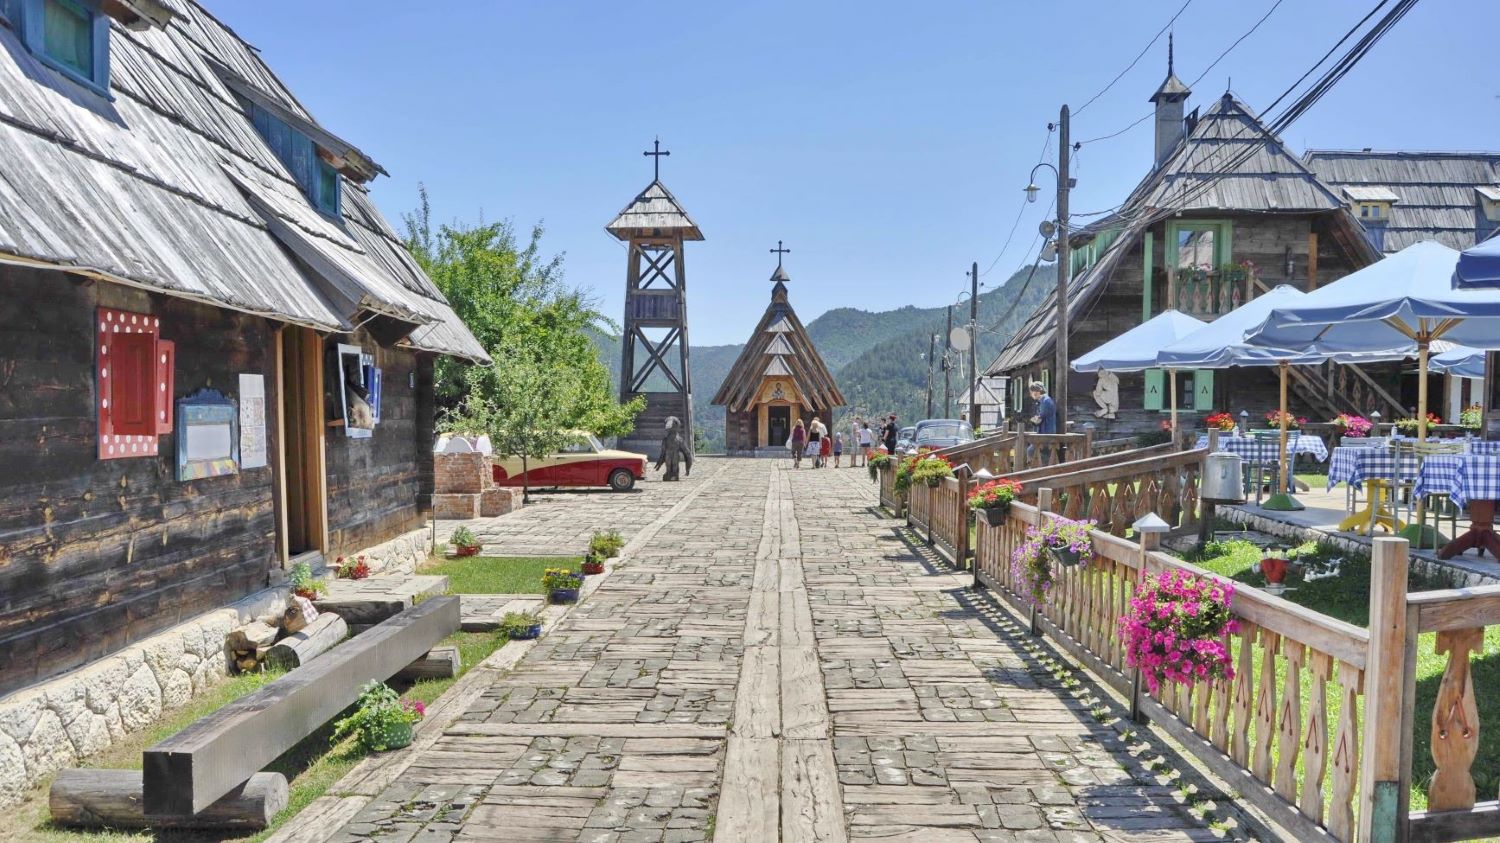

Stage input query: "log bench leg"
[{"left": 50, "top": 769, "right": 287, "bottom": 830}]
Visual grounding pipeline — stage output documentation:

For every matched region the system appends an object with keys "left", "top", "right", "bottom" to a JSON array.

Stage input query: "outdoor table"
[
  {"left": 1465, "top": 439, "right": 1500, "bottom": 456},
  {"left": 1428, "top": 454, "right": 1500, "bottom": 559},
  {"left": 1328, "top": 445, "right": 1422, "bottom": 535}
]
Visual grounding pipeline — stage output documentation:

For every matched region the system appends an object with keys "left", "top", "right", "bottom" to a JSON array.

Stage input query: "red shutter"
[
  {"left": 97, "top": 308, "right": 166, "bottom": 459},
  {"left": 156, "top": 339, "right": 175, "bottom": 434},
  {"left": 111, "top": 332, "right": 155, "bottom": 436}
]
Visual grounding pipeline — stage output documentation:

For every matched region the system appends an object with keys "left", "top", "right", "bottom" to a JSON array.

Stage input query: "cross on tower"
[
  {"left": 643, "top": 137, "right": 670, "bottom": 180},
  {"left": 770, "top": 240, "right": 790, "bottom": 269}
]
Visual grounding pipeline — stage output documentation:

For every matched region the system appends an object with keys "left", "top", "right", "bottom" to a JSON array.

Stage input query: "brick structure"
[{"left": 434, "top": 448, "right": 521, "bottom": 519}]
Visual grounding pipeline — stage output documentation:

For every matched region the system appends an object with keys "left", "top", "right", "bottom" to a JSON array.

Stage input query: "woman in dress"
[{"left": 790, "top": 419, "right": 807, "bottom": 469}]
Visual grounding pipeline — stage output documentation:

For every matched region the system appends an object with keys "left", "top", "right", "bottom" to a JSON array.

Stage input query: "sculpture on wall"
[
  {"left": 655, "top": 416, "right": 693, "bottom": 481},
  {"left": 1092, "top": 370, "right": 1120, "bottom": 419}
]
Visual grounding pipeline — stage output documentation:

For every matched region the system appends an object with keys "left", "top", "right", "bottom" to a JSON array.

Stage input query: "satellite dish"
[
  {"left": 1038, "top": 220, "right": 1056, "bottom": 238},
  {"left": 949, "top": 326, "right": 972, "bottom": 351}
]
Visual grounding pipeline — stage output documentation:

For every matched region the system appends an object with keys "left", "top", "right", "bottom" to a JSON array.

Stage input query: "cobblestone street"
[{"left": 296, "top": 458, "right": 1227, "bottom": 842}]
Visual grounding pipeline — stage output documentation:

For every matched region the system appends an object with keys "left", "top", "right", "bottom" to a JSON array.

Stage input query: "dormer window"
[
  {"left": 13, "top": 0, "right": 111, "bottom": 94},
  {"left": 246, "top": 102, "right": 342, "bottom": 217},
  {"left": 1477, "top": 187, "right": 1500, "bottom": 224},
  {"left": 1359, "top": 202, "right": 1389, "bottom": 221}
]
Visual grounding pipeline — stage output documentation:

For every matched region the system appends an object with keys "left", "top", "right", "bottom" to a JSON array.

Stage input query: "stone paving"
[{"left": 303, "top": 458, "right": 1237, "bottom": 842}]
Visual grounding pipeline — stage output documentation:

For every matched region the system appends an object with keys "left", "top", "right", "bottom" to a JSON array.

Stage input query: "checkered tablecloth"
[
  {"left": 1196, "top": 434, "right": 1329, "bottom": 464},
  {"left": 1415, "top": 454, "right": 1500, "bottom": 508},
  {"left": 1466, "top": 440, "right": 1500, "bottom": 456},
  {"left": 1327, "top": 445, "right": 1423, "bottom": 490}
]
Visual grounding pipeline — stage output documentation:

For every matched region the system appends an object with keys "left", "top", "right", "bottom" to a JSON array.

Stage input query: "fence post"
[
  {"left": 1014, "top": 431, "right": 1027, "bottom": 472},
  {"left": 957, "top": 471, "right": 971, "bottom": 574},
  {"left": 1359, "top": 537, "right": 1411, "bottom": 843},
  {"left": 1031, "top": 488, "right": 1054, "bottom": 637}
]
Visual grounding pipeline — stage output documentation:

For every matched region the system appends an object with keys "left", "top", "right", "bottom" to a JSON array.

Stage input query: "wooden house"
[
  {"left": 0, "top": 0, "right": 486, "bottom": 695},
  {"left": 986, "top": 57, "right": 1395, "bottom": 437},
  {"left": 712, "top": 265, "right": 844, "bottom": 454}
]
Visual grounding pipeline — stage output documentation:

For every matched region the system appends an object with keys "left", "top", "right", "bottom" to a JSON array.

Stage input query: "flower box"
[{"left": 978, "top": 506, "right": 1008, "bottom": 527}]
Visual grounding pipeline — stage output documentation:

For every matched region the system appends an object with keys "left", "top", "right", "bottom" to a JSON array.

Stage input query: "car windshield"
[
  {"left": 559, "top": 435, "right": 602, "bottom": 454},
  {"left": 917, "top": 423, "right": 971, "bottom": 441}
]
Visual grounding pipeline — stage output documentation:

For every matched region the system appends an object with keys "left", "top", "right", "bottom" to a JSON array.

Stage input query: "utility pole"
[
  {"left": 968, "top": 261, "right": 980, "bottom": 429},
  {"left": 925, "top": 333, "right": 936, "bottom": 419},
  {"left": 1054, "top": 104, "right": 1072, "bottom": 433},
  {"left": 943, "top": 305, "right": 953, "bottom": 418}
]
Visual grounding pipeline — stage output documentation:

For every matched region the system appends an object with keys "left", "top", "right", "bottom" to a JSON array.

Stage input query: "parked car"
[
  {"left": 914, "top": 419, "right": 975, "bottom": 450},
  {"left": 492, "top": 432, "right": 647, "bottom": 492},
  {"left": 895, "top": 426, "right": 918, "bottom": 453}
]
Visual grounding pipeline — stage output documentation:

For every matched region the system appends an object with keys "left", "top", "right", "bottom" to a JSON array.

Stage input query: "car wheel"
[{"left": 609, "top": 469, "right": 636, "bottom": 492}]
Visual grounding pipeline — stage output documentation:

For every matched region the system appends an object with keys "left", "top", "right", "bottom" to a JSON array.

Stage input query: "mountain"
[{"left": 588, "top": 262, "right": 1055, "bottom": 450}]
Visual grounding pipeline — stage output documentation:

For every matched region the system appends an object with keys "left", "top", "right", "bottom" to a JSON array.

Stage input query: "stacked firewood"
[{"left": 227, "top": 596, "right": 346, "bottom": 673}]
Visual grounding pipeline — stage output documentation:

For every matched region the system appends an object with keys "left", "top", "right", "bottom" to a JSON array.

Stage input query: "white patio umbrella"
[
  {"left": 1429, "top": 343, "right": 1485, "bottom": 380},
  {"left": 1157, "top": 285, "right": 1346, "bottom": 511},
  {"left": 1070, "top": 309, "right": 1208, "bottom": 435}
]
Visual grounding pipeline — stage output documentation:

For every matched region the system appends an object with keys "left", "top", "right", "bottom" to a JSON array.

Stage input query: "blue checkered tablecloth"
[
  {"left": 1327, "top": 445, "right": 1423, "bottom": 490},
  {"left": 1415, "top": 454, "right": 1500, "bottom": 508},
  {"left": 1466, "top": 440, "right": 1500, "bottom": 456},
  {"left": 1196, "top": 434, "right": 1328, "bottom": 464}
]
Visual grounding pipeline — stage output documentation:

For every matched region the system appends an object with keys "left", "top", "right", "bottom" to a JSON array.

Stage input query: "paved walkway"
[{"left": 308, "top": 458, "right": 1228, "bottom": 842}]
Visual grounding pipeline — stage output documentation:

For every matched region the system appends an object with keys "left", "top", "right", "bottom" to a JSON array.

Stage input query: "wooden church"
[{"left": 712, "top": 251, "right": 844, "bottom": 454}]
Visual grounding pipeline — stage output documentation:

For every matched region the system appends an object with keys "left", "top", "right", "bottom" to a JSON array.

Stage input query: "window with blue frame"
[
  {"left": 246, "top": 102, "right": 342, "bottom": 217},
  {"left": 13, "top": 0, "right": 110, "bottom": 94}
]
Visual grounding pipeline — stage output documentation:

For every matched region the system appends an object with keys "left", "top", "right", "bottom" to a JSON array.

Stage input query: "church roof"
[
  {"left": 605, "top": 181, "right": 704, "bottom": 241},
  {"left": 712, "top": 267, "right": 844, "bottom": 412}
]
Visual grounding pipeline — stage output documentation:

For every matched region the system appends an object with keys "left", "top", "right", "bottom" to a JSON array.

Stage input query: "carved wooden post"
[
  {"left": 1428, "top": 627, "right": 1483, "bottom": 811},
  {"left": 1128, "top": 523, "right": 1161, "bottom": 724},
  {"left": 1359, "top": 537, "right": 1411, "bottom": 843}
]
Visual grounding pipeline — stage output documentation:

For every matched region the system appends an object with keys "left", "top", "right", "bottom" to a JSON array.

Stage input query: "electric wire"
[{"left": 1073, "top": 0, "right": 1194, "bottom": 116}]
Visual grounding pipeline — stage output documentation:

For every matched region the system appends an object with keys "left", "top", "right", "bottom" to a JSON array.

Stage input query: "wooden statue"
[{"left": 655, "top": 416, "right": 693, "bottom": 481}]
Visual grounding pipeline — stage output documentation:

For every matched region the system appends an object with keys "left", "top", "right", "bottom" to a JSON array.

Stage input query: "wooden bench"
[{"left": 142, "top": 595, "right": 460, "bottom": 816}]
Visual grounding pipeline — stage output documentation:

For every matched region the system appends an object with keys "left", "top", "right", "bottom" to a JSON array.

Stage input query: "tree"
[{"left": 403, "top": 186, "right": 642, "bottom": 438}]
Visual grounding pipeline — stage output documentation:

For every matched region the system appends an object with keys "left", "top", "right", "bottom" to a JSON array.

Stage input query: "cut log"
[
  {"left": 394, "top": 645, "right": 460, "bottom": 681},
  {"left": 263, "top": 613, "right": 347, "bottom": 671},
  {"left": 50, "top": 769, "right": 287, "bottom": 830},
  {"left": 144, "top": 596, "right": 460, "bottom": 815},
  {"left": 235, "top": 656, "right": 259, "bottom": 673},
  {"left": 227, "top": 621, "right": 279, "bottom": 652}
]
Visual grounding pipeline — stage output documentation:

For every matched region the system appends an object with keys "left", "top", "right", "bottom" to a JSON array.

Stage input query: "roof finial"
[
  {"left": 643, "top": 137, "right": 670, "bottom": 181},
  {"left": 770, "top": 240, "right": 790, "bottom": 270},
  {"left": 1167, "top": 31, "right": 1174, "bottom": 75}
]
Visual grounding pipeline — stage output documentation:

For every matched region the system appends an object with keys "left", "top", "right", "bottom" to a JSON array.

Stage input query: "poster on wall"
[
  {"left": 239, "top": 373, "right": 267, "bottom": 469},
  {"left": 176, "top": 388, "right": 239, "bottom": 481}
]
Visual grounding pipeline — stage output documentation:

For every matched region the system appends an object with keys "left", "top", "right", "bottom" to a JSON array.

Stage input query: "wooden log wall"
[{"left": 0, "top": 269, "right": 278, "bottom": 695}]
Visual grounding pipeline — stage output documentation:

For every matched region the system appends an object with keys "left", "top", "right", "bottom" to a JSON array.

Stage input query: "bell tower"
[{"left": 606, "top": 139, "right": 704, "bottom": 455}]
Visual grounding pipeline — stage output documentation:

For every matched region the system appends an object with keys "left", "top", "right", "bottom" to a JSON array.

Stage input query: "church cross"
[
  {"left": 643, "top": 137, "right": 670, "bottom": 180},
  {"left": 770, "top": 240, "right": 790, "bottom": 269}
]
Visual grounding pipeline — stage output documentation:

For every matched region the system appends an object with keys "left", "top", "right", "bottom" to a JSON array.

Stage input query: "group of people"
[{"left": 786, "top": 413, "right": 904, "bottom": 469}]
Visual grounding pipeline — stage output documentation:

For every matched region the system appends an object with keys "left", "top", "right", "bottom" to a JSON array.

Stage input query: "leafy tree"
[{"left": 403, "top": 186, "right": 642, "bottom": 438}]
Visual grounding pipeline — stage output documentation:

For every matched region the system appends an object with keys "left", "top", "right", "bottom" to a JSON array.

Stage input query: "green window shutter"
[
  {"left": 1193, "top": 369, "right": 1215, "bottom": 410},
  {"left": 1144, "top": 370, "right": 1164, "bottom": 411}
]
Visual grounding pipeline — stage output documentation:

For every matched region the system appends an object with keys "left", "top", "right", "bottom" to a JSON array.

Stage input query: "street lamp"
[{"left": 1025, "top": 162, "right": 1071, "bottom": 431}]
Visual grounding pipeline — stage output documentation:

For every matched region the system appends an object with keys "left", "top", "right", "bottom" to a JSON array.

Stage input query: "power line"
[
  {"left": 1074, "top": 0, "right": 1194, "bottom": 116},
  {"left": 980, "top": 124, "right": 1055, "bottom": 278}
]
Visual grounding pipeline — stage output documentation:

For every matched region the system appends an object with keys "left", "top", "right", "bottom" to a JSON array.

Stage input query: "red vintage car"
[{"left": 491, "top": 432, "right": 647, "bottom": 492}]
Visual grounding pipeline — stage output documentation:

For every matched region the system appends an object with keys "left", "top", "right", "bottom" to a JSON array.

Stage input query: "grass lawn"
[
  {"left": 6, "top": 627, "right": 511, "bottom": 843},
  {"left": 419, "top": 554, "right": 576, "bottom": 595},
  {"left": 1184, "top": 539, "right": 1500, "bottom": 812}
]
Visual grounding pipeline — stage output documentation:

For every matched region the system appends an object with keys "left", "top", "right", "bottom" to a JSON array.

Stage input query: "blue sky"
[{"left": 211, "top": 1, "right": 1498, "bottom": 345}]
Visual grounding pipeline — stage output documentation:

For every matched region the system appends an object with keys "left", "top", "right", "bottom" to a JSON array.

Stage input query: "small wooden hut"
[{"left": 712, "top": 264, "right": 844, "bottom": 454}]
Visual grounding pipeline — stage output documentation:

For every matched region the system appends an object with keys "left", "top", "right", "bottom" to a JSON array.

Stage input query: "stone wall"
[{"left": 0, "top": 523, "right": 432, "bottom": 810}]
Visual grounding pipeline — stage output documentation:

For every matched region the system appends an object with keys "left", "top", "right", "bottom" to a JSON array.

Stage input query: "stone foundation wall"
[{"left": 0, "top": 524, "right": 433, "bottom": 809}]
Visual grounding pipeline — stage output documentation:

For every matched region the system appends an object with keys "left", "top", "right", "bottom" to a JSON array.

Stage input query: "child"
[
  {"left": 819, "top": 433, "right": 832, "bottom": 468},
  {"left": 833, "top": 432, "right": 844, "bottom": 467}
]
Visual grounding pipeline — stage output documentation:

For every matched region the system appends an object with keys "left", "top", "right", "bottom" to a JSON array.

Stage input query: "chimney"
[{"left": 1148, "top": 33, "right": 1191, "bottom": 168}]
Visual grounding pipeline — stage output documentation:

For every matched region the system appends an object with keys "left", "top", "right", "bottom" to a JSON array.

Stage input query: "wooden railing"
[
  {"left": 1013, "top": 447, "right": 1208, "bottom": 535},
  {"left": 877, "top": 461, "right": 903, "bottom": 515},
  {"left": 907, "top": 475, "right": 969, "bottom": 565},
  {"left": 974, "top": 494, "right": 1386, "bottom": 842}
]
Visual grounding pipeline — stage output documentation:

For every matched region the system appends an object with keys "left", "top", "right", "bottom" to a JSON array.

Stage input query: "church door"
[{"left": 767, "top": 406, "right": 790, "bottom": 447}]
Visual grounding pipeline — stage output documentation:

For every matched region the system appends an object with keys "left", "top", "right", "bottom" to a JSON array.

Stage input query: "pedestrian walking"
[
  {"left": 833, "top": 432, "right": 844, "bottom": 468},
  {"left": 858, "top": 422, "right": 874, "bottom": 464},
  {"left": 790, "top": 419, "right": 806, "bottom": 468},
  {"left": 850, "top": 417, "right": 863, "bottom": 467},
  {"left": 820, "top": 432, "right": 833, "bottom": 468},
  {"left": 882, "top": 414, "right": 899, "bottom": 455},
  {"left": 808, "top": 418, "right": 826, "bottom": 468}
]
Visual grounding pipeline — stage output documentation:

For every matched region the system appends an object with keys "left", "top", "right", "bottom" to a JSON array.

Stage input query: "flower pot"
[
  {"left": 979, "top": 506, "right": 1009, "bottom": 527},
  {"left": 454, "top": 544, "right": 481, "bottom": 557},
  {"left": 925, "top": 477, "right": 942, "bottom": 487},
  {"left": 582, "top": 561, "right": 605, "bottom": 576},
  {"left": 292, "top": 588, "right": 319, "bottom": 602},
  {"left": 548, "top": 587, "right": 579, "bottom": 605},
  {"left": 382, "top": 722, "right": 413, "bottom": 751},
  {"left": 1259, "top": 556, "right": 1289, "bottom": 585},
  {"left": 510, "top": 623, "right": 542, "bottom": 640},
  {"left": 1047, "top": 544, "right": 1083, "bottom": 568}
]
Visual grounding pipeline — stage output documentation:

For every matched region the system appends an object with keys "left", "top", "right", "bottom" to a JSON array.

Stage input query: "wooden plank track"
[{"left": 143, "top": 596, "right": 460, "bottom": 815}]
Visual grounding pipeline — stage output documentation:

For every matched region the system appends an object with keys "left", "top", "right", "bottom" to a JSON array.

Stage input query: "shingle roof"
[
  {"left": 712, "top": 273, "right": 843, "bottom": 412},
  {"left": 1303, "top": 150, "right": 1500, "bottom": 253},
  {"left": 0, "top": 1, "right": 487, "bottom": 361},
  {"left": 605, "top": 181, "right": 704, "bottom": 241}
]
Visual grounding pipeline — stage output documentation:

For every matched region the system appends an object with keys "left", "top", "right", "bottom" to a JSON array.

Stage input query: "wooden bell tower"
[{"left": 606, "top": 139, "right": 704, "bottom": 456}]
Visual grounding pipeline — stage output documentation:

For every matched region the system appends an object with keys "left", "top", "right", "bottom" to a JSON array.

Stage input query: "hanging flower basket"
[
  {"left": 1009, "top": 517, "right": 1095, "bottom": 607},
  {"left": 969, "top": 478, "right": 1022, "bottom": 528},
  {"left": 979, "top": 506, "right": 1008, "bottom": 527},
  {"left": 1047, "top": 542, "right": 1083, "bottom": 568},
  {"left": 1118, "top": 570, "right": 1238, "bottom": 696}
]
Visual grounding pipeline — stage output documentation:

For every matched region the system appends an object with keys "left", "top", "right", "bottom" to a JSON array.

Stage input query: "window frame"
[{"left": 19, "top": 0, "right": 111, "bottom": 96}]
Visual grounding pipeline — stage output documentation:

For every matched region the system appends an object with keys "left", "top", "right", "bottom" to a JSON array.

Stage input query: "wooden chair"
[{"left": 1409, "top": 440, "right": 1464, "bottom": 550}]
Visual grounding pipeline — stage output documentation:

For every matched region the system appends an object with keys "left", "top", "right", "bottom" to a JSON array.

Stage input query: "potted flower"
[
  {"left": 968, "top": 478, "right": 1023, "bottom": 527},
  {"left": 542, "top": 568, "right": 583, "bottom": 604},
  {"left": 581, "top": 553, "right": 606, "bottom": 576},
  {"left": 1394, "top": 412, "right": 1442, "bottom": 435},
  {"left": 336, "top": 554, "right": 371, "bottom": 580},
  {"left": 1461, "top": 403, "right": 1483, "bottom": 432},
  {"left": 892, "top": 454, "right": 920, "bottom": 495},
  {"left": 1253, "top": 544, "right": 1292, "bottom": 595},
  {"left": 499, "top": 610, "right": 543, "bottom": 640},
  {"left": 1331, "top": 413, "right": 1373, "bottom": 445},
  {"left": 450, "top": 526, "right": 482, "bottom": 557},
  {"left": 1117, "top": 569, "right": 1238, "bottom": 696},
  {"left": 1203, "top": 412, "right": 1237, "bottom": 433},
  {"left": 910, "top": 454, "right": 955, "bottom": 488},
  {"left": 1009, "top": 517, "right": 1094, "bottom": 606},
  {"left": 331, "top": 681, "right": 425, "bottom": 752},
  {"left": 288, "top": 562, "right": 327, "bottom": 602},
  {"left": 588, "top": 530, "right": 624, "bottom": 561},
  {"left": 1264, "top": 410, "right": 1308, "bottom": 429},
  {"left": 868, "top": 452, "right": 891, "bottom": 482}
]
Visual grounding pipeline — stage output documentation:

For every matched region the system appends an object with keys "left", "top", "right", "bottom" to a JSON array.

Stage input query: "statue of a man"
[
  {"left": 655, "top": 416, "right": 694, "bottom": 481},
  {"left": 1092, "top": 370, "right": 1120, "bottom": 419}
]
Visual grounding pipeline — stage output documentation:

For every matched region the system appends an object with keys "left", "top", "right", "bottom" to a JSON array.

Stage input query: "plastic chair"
[{"left": 1248, "top": 430, "right": 1297, "bottom": 504}]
